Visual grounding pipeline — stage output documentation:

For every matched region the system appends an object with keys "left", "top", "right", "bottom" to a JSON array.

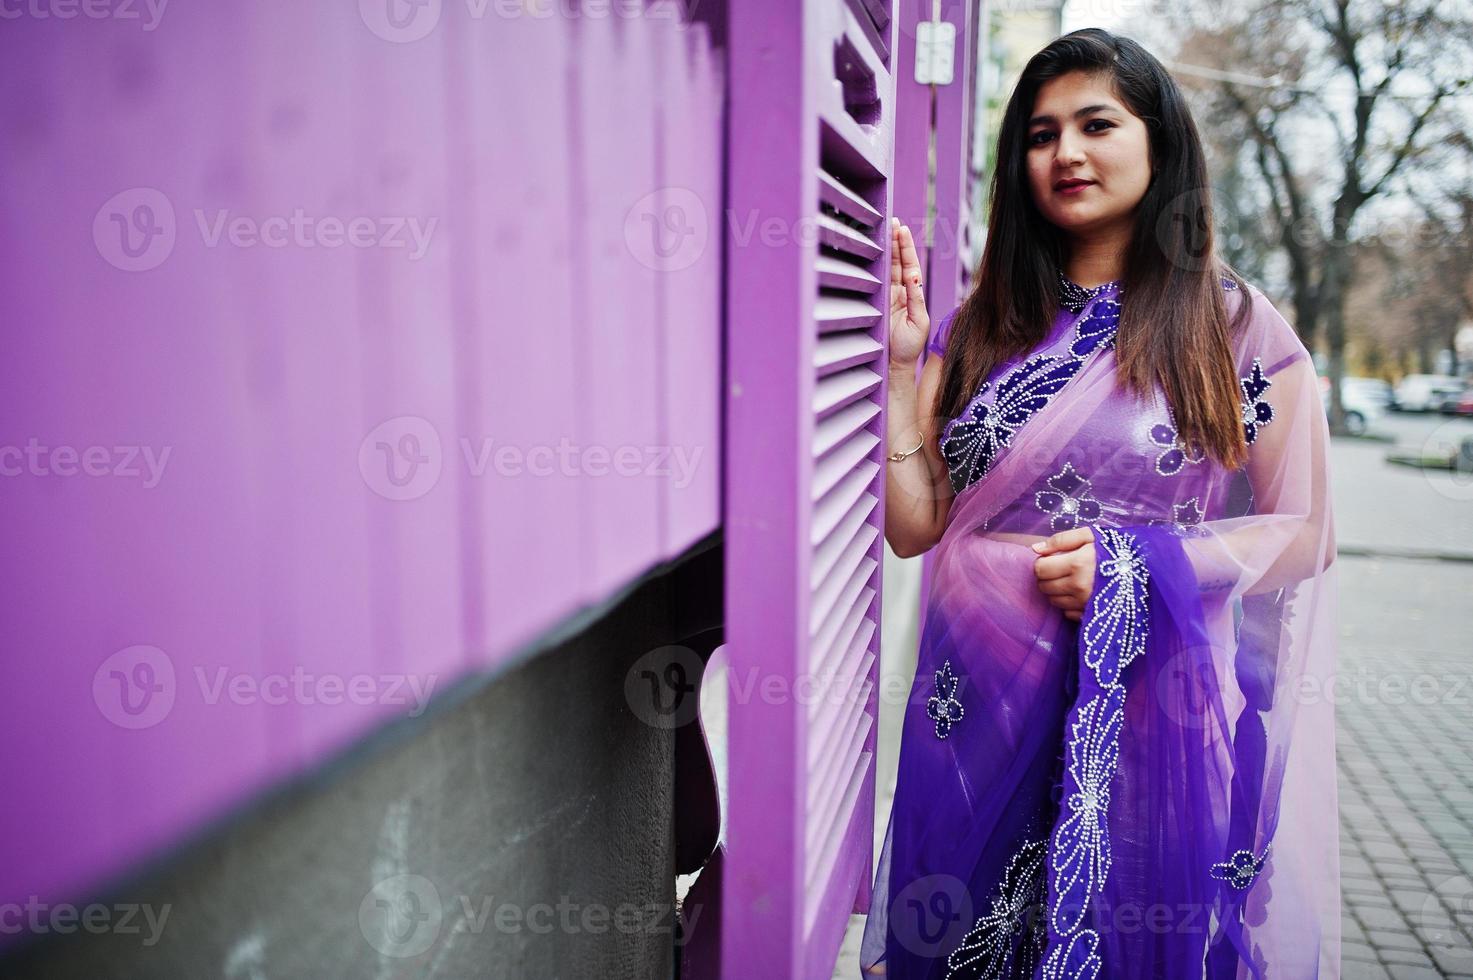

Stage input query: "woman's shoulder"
[
  {"left": 1224, "top": 277, "right": 1312, "bottom": 380},
  {"left": 926, "top": 303, "right": 964, "bottom": 360}
]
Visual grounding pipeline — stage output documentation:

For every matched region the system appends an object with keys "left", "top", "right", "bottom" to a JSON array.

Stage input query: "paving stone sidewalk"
[
  {"left": 1336, "top": 555, "right": 1473, "bottom": 978},
  {"left": 830, "top": 555, "right": 1473, "bottom": 979}
]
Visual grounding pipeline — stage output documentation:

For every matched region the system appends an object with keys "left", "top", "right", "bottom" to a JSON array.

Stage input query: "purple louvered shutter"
[{"left": 725, "top": 0, "right": 897, "bottom": 975}]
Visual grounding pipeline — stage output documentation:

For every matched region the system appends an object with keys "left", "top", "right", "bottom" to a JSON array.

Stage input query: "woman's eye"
[{"left": 1029, "top": 121, "right": 1112, "bottom": 146}]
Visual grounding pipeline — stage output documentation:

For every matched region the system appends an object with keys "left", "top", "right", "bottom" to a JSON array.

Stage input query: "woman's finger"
[
  {"left": 1032, "top": 527, "right": 1093, "bottom": 555},
  {"left": 1031, "top": 551, "right": 1078, "bottom": 580},
  {"left": 1051, "top": 590, "right": 1087, "bottom": 609},
  {"left": 891, "top": 218, "right": 903, "bottom": 286},
  {"left": 1036, "top": 576, "right": 1073, "bottom": 596},
  {"left": 897, "top": 224, "right": 925, "bottom": 311}
]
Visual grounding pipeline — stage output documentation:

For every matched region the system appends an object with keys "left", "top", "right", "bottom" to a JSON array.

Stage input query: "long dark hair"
[{"left": 937, "top": 27, "right": 1254, "bottom": 470}]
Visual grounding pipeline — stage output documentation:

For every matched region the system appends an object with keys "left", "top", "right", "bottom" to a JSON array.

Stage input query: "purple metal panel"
[
  {"left": 808, "top": 0, "right": 897, "bottom": 946},
  {"left": 242, "top": 3, "right": 369, "bottom": 769},
  {"left": 0, "top": 9, "right": 278, "bottom": 906},
  {"left": 460, "top": 13, "right": 587, "bottom": 658},
  {"left": 572, "top": 16, "right": 664, "bottom": 595},
  {"left": 653, "top": 17, "right": 724, "bottom": 559},
  {"left": 0, "top": 1, "right": 724, "bottom": 918},
  {"left": 349, "top": 9, "right": 466, "bottom": 705},
  {"left": 724, "top": 0, "right": 897, "bottom": 975},
  {"left": 893, "top": 0, "right": 977, "bottom": 641},
  {"left": 926, "top": 0, "right": 974, "bottom": 320},
  {"left": 725, "top": 0, "right": 813, "bottom": 966}
]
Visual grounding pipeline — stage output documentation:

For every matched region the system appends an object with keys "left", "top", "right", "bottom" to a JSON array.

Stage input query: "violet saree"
[{"left": 860, "top": 279, "right": 1341, "bottom": 978}]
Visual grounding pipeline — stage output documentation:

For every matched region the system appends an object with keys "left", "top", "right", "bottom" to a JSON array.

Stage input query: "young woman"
[{"left": 861, "top": 29, "right": 1340, "bottom": 979}]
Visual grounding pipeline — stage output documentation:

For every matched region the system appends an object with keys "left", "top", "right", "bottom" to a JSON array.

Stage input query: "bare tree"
[{"left": 1160, "top": 0, "right": 1473, "bottom": 431}]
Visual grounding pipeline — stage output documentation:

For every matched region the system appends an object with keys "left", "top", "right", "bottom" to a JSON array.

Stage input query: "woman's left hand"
[{"left": 1031, "top": 527, "right": 1096, "bottom": 622}]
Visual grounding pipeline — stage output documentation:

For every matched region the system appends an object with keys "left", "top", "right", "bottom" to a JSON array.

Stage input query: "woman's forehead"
[{"left": 1030, "top": 71, "right": 1126, "bottom": 120}]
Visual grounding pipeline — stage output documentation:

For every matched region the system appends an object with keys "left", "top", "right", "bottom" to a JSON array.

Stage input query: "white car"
[
  {"left": 1319, "top": 377, "right": 1386, "bottom": 435},
  {"left": 1393, "top": 374, "right": 1464, "bottom": 412}
]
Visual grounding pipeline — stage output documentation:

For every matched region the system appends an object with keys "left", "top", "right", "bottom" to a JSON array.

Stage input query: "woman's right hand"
[{"left": 888, "top": 218, "right": 930, "bottom": 369}]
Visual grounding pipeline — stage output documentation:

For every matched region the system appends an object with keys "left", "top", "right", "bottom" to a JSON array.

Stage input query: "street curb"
[{"left": 1338, "top": 543, "right": 1473, "bottom": 564}]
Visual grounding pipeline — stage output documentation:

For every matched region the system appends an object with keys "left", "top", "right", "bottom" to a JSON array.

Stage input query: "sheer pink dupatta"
[{"left": 923, "top": 284, "right": 1340, "bottom": 978}]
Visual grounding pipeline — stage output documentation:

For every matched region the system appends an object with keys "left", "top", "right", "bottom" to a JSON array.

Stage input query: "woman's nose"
[{"left": 1054, "top": 127, "right": 1086, "bottom": 165}]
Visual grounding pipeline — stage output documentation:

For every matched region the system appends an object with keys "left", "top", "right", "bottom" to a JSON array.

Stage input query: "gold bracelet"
[{"left": 887, "top": 431, "right": 925, "bottom": 462}]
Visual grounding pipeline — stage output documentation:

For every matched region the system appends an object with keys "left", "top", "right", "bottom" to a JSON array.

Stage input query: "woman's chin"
[{"left": 1044, "top": 208, "right": 1125, "bottom": 237}]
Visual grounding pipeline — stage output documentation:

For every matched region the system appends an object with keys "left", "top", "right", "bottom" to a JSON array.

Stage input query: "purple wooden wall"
[
  {"left": 0, "top": 0, "right": 720, "bottom": 918},
  {"left": 723, "top": 0, "right": 898, "bottom": 975},
  {"left": 891, "top": 0, "right": 978, "bottom": 627}
]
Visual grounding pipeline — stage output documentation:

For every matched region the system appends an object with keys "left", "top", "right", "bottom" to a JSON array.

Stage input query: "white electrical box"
[{"left": 914, "top": 21, "right": 957, "bottom": 86}]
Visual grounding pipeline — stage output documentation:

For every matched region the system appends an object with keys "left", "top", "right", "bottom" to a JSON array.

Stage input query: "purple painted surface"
[
  {"left": 894, "top": 0, "right": 976, "bottom": 651},
  {"left": 724, "top": 0, "right": 898, "bottom": 975},
  {"left": 0, "top": 1, "right": 720, "bottom": 916}
]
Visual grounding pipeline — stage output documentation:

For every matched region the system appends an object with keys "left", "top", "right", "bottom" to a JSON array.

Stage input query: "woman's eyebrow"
[{"left": 1028, "top": 104, "right": 1120, "bottom": 126}]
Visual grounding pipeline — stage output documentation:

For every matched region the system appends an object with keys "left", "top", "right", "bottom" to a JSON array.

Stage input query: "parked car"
[
  {"left": 1343, "top": 377, "right": 1393, "bottom": 411},
  {"left": 1431, "top": 383, "right": 1467, "bottom": 413},
  {"left": 1444, "top": 388, "right": 1473, "bottom": 418},
  {"left": 1394, "top": 374, "right": 1464, "bottom": 412},
  {"left": 1320, "top": 376, "right": 1386, "bottom": 435}
]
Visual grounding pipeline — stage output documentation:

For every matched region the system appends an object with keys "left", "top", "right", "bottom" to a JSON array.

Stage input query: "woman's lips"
[{"left": 1055, "top": 180, "right": 1094, "bottom": 195}]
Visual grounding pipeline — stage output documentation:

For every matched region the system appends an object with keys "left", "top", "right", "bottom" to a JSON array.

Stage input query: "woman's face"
[{"left": 1025, "top": 70, "right": 1153, "bottom": 241}]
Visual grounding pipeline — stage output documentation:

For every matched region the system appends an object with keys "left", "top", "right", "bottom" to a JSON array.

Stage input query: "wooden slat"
[
  {"left": 817, "top": 212, "right": 883, "bottom": 262},
  {"left": 816, "top": 253, "right": 883, "bottom": 294},
  {"left": 815, "top": 293, "right": 884, "bottom": 334},
  {"left": 806, "top": 679, "right": 874, "bottom": 826},
  {"left": 811, "top": 569, "right": 877, "bottom": 685},
  {"left": 810, "top": 523, "right": 879, "bottom": 639},
  {"left": 841, "top": 0, "right": 890, "bottom": 65},
  {"left": 810, "top": 583, "right": 874, "bottom": 684},
  {"left": 818, "top": 167, "right": 883, "bottom": 228},
  {"left": 812, "top": 428, "right": 879, "bottom": 500},
  {"left": 813, "top": 365, "right": 882, "bottom": 419},
  {"left": 813, "top": 399, "right": 880, "bottom": 458},
  {"left": 811, "top": 464, "right": 878, "bottom": 545},
  {"left": 802, "top": 760, "right": 875, "bottom": 944},
  {"left": 807, "top": 644, "right": 876, "bottom": 769},
  {"left": 805, "top": 725, "right": 874, "bottom": 887},
  {"left": 815, "top": 330, "right": 883, "bottom": 378}
]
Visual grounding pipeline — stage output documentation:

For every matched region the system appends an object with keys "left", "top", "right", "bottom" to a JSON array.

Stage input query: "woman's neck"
[{"left": 1064, "top": 230, "right": 1129, "bottom": 287}]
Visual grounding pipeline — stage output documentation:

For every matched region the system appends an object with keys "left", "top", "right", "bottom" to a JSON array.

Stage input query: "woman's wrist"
[{"left": 887, "top": 430, "right": 926, "bottom": 462}]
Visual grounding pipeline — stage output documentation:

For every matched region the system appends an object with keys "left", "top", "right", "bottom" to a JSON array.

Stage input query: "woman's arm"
[
  {"left": 882, "top": 220, "right": 954, "bottom": 558},
  {"left": 885, "top": 353, "right": 954, "bottom": 558}
]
